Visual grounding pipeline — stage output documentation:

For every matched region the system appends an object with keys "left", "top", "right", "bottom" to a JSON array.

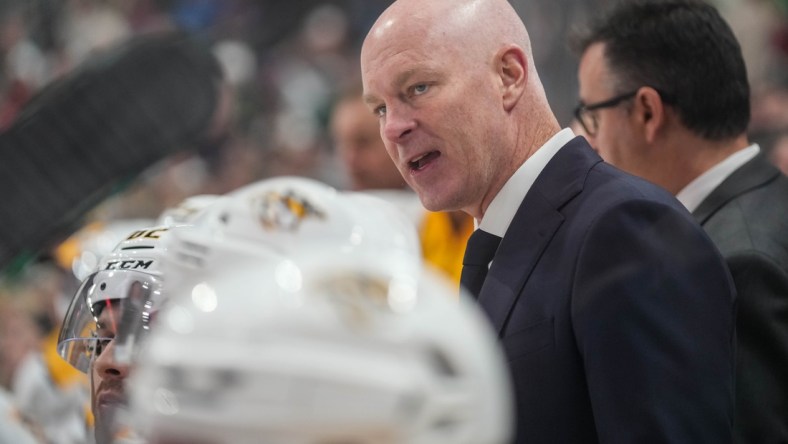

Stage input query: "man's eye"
[
  {"left": 413, "top": 84, "right": 429, "bottom": 95},
  {"left": 88, "top": 338, "right": 112, "bottom": 357},
  {"left": 374, "top": 105, "right": 386, "bottom": 117}
]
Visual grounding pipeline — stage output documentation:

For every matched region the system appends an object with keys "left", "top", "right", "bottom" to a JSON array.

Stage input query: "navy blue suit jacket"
[{"left": 477, "top": 137, "right": 736, "bottom": 443}]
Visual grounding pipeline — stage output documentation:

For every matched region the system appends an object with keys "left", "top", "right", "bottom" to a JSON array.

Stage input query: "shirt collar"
[
  {"left": 676, "top": 144, "right": 760, "bottom": 212},
  {"left": 478, "top": 128, "right": 575, "bottom": 237}
]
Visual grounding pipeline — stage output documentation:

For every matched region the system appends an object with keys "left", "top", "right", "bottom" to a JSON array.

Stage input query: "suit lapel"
[
  {"left": 478, "top": 137, "right": 600, "bottom": 334},
  {"left": 478, "top": 192, "right": 563, "bottom": 334},
  {"left": 693, "top": 154, "right": 781, "bottom": 225}
]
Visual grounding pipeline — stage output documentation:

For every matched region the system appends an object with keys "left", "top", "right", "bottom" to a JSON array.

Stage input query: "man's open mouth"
[{"left": 408, "top": 151, "right": 440, "bottom": 171}]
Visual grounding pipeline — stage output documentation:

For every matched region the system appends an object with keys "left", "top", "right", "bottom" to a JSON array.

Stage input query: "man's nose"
[
  {"left": 382, "top": 106, "right": 415, "bottom": 144},
  {"left": 93, "top": 340, "right": 130, "bottom": 380}
]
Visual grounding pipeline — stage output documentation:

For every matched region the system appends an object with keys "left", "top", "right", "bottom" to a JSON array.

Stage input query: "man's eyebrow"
[
  {"left": 362, "top": 92, "right": 380, "bottom": 106},
  {"left": 394, "top": 68, "right": 419, "bottom": 88},
  {"left": 363, "top": 68, "right": 440, "bottom": 105}
]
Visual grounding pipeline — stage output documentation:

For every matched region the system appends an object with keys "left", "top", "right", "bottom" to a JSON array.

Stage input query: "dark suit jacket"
[
  {"left": 693, "top": 154, "right": 788, "bottom": 444},
  {"left": 478, "top": 137, "right": 736, "bottom": 443}
]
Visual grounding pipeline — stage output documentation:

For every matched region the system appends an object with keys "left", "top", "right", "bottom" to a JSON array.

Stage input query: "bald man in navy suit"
[{"left": 361, "top": 0, "right": 736, "bottom": 442}]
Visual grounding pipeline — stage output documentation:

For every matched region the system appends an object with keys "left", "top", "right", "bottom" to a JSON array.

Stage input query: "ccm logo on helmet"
[{"left": 105, "top": 260, "right": 154, "bottom": 270}]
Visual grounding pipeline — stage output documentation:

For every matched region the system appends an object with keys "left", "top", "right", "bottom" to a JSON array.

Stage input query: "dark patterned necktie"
[{"left": 460, "top": 229, "right": 502, "bottom": 298}]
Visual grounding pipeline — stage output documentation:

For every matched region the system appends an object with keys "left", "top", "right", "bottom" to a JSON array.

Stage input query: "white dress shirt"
[
  {"left": 478, "top": 128, "right": 576, "bottom": 237},
  {"left": 676, "top": 144, "right": 760, "bottom": 212}
]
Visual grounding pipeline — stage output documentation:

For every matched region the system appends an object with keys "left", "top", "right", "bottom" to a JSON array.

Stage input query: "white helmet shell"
[
  {"left": 129, "top": 249, "right": 513, "bottom": 444},
  {"left": 226, "top": 176, "right": 420, "bottom": 256},
  {"left": 164, "top": 177, "right": 421, "bottom": 290},
  {"left": 156, "top": 194, "right": 224, "bottom": 227},
  {"left": 69, "top": 218, "right": 156, "bottom": 281}
]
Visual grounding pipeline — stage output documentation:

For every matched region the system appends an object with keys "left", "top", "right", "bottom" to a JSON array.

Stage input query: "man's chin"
[{"left": 417, "top": 190, "right": 462, "bottom": 213}]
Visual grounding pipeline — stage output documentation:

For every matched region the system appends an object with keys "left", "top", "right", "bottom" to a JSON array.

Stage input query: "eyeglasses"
[
  {"left": 573, "top": 90, "right": 638, "bottom": 137},
  {"left": 573, "top": 88, "right": 675, "bottom": 137}
]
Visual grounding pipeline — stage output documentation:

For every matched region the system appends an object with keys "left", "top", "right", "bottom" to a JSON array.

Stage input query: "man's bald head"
[{"left": 362, "top": 0, "right": 532, "bottom": 76}]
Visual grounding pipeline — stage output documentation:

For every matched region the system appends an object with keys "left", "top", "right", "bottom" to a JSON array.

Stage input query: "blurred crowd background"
[
  {"left": 0, "top": 0, "right": 786, "bottom": 442},
  {"left": 1, "top": 0, "right": 786, "bottom": 218}
]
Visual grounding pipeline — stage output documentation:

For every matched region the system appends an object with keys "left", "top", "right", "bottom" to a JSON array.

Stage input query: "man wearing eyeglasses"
[{"left": 573, "top": 1, "right": 788, "bottom": 442}]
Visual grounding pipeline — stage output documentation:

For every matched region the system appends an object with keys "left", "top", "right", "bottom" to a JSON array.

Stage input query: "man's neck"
[
  {"left": 657, "top": 132, "right": 750, "bottom": 195},
  {"left": 472, "top": 114, "right": 561, "bottom": 220}
]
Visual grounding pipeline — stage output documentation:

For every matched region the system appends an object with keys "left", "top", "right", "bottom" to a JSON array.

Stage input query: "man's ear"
[
  {"left": 635, "top": 87, "right": 666, "bottom": 143},
  {"left": 497, "top": 45, "right": 527, "bottom": 112}
]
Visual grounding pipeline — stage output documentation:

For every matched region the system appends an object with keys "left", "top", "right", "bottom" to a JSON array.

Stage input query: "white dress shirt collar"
[
  {"left": 676, "top": 144, "right": 760, "bottom": 212},
  {"left": 478, "top": 128, "right": 576, "bottom": 237}
]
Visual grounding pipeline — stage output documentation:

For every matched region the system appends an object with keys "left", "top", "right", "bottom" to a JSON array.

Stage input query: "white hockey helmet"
[
  {"left": 156, "top": 194, "right": 224, "bottom": 227},
  {"left": 164, "top": 176, "right": 420, "bottom": 288},
  {"left": 57, "top": 226, "right": 179, "bottom": 373},
  {"left": 129, "top": 249, "right": 513, "bottom": 444}
]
